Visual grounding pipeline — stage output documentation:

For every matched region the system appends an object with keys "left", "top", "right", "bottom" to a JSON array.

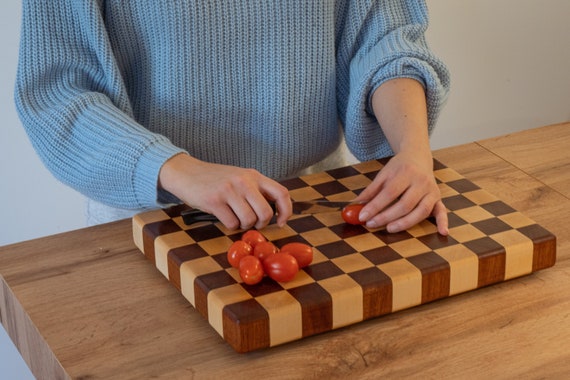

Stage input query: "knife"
[{"left": 180, "top": 200, "right": 358, "bottom": 226}]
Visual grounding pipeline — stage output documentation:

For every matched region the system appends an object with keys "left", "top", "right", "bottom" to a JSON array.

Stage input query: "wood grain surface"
[{"left": 1, "top": 122, "right": 569, "bottom": 379}]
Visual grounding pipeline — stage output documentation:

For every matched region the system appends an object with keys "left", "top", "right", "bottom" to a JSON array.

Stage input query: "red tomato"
[
  {"left": 239, "top": 255, "right": 264, "bottom": 285},
  {"left": 241, "top": 230, "right": 266, "bottom": 248},
  {"left": 253, "top": 241, "right": 279, "bottom": 262},
  {"left": 263, "top": 253, "right": 299, "bottom": 282},
  {"left": 341, "top": 203, "right": 365, "bottom": 225},
  {"left": 279, "top": 242, "right": 313, "bottom": 268},
  {"left": 227, "top": 240, "right": 252, "bottom": 268}
]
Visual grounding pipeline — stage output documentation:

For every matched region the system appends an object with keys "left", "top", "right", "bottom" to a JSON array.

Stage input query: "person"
[{"left": 15, "top": 1, "right": 450, "bottom": 235}]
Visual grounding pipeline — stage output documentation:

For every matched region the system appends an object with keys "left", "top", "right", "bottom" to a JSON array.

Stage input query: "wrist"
[{"left": 158, "top": 152, "right": 196, "bottom": 193}]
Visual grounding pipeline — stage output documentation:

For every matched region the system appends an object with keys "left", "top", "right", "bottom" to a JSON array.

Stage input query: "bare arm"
[{"left": 355, "top": 78, "right": 448, "bottom": 235}]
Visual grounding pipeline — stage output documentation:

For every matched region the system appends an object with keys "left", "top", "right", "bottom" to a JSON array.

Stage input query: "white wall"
[
  {"left": 0, "top": 1, "right": 569, "bottom": 377},
  {"left": 427, "top": 0, "right": 570, "bottom": 147}
]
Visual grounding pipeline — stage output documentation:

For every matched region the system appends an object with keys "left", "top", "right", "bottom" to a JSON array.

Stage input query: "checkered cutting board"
[{"left": 132, "top": 158, "right": 556, "bottom": 353}]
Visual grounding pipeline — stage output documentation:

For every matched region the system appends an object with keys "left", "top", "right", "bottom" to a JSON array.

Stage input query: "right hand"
[{"left": 158, "top": 153, "right": 292, "bottom": 230}]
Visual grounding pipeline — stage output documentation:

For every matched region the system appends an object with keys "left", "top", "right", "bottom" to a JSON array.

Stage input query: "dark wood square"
[
  {"left": 472, "top": 218, "right": 513, "bottom": 235},
  {"left": 287, "top": 216, "right": 325, "bottom": 234},
  {"left": 374, "top": 229, "right": 414, "bottom": 244},
  {"left": 326, "top": 166, "right": 361, "bottom": 179},
  {"left": 417, "top": 233, "right": 460, "bottom": 250},
  {"left": 481, "top": 201, "right": 516, "bottom": 216},
  {"left": 361, "top": 246, "right": 403, "bottom": 265},
  {"left": 349, "top": 267, "right": 393, "bottom": 319},
  {"left": 443, "top": 194, "right": 477, "bottom": 211},
  {"left": 280, "top": 177, "right": 310, "bottom": 190},
  {"left": 329, "top": 223, "right": 369, "bottom": 239},
  {"left": 312, "top": 181, "right": 350, "bottom": 197},
  {"left": 316, "top": 240, "right": 356, "bottom": 259},
  {"left": 287, "top": 283, "right": 333, "bottom": 337},
  {"left": 446, "top": 178, "right": 481, "bottom": 193},
  {"left": 304, "top": 261, "right": 344, "bottom": 281},
  {"left": 185, "top": 224, "right": 226, "bottom": 242}
]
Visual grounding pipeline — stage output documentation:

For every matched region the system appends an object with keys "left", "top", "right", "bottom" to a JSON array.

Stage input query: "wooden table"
[{"left": 1, "top": 122, "right": 569, "bottom": 379}]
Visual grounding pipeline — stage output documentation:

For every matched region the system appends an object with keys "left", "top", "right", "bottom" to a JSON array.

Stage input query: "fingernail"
[
  {"left": 359, "top": 211, "right": 370, "bottom": 222},
  {"left": 366, "top": 219, "right": 378, "bottom": 228}
]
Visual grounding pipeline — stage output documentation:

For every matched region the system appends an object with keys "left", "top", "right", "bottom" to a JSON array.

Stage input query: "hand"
[
  {"left": 354, "top": 151, "right": 448, "bottom": 235},
  {"left": 364, "top": 78, "right": 448, "bottom": 235},
  {"left": 158, "top": 153, "right": 292, "bottom": 230}
]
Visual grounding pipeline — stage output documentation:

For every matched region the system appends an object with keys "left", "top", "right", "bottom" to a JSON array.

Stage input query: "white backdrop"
[{"left": 1, "top": 1, "right": 569, "bottom": 377}]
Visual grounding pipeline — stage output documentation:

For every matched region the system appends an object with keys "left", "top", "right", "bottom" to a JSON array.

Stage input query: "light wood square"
[
  {"left": 344, "top": 233, "right": 386, "bottom": 252},
  {"left": 313, "top": 212, "right": 345, "bottom": 227},
  {"left": 491, "top": 230, "right": 534, "bottom": 280},
  {"left": 198, "top": 236, "right": 234, "bottom": 255},
  {"left": 438, "top": 182, "right": 460, "bottom": 199},
  {"left": 377, "top": 259, "right": 422, "bottom": 311},
  {"left": 499, "top": 212, "right": 536, "bottom": 229},
  {"left": 454, "top": 206, "right": 495, "bottom": 223},
  {"left": 389, "top": 238, "right": 432, "bottom": 258},
  {"left": 290, "top": 186, "right": 324, "bottom": 201},
  {"left": 352, "top": 160, "right": 383, "bottom": 174},
  {"left": 448, "top": 224, "right": 487, "bottom": 243},
  {"left": 338, "top": 174, "right": 372, "bottom": 191},
  {"left": 260, "top": 223, "right": 299, "bottom": 241},
  {"left": 407, "top": 220, "right": 438, "bottom": 237},
  {"left": 318, "top": 274, "right": 363, "bottom": 328},
  {"left": 434, "top": 167, "right": 464, "bottom": 182},
  {"left": 463, "top": 189, "right": 499, "bottom": 205},
  {"left": 301, "top": 227, "right": 341, "bottom": 246},
  {"left": 299, "top": 171, "right": 336, "bottom": 186},
  {"left": 332, "top": 253, "right": 375, "bottom": 273},
  {"left": 435, "top": 245, "right": 479, "bottom": 295}
]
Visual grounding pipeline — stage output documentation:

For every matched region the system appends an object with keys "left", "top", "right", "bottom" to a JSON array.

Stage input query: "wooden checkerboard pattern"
[{"left": 132, "top": 159, "right": 556, "bottom": 353}]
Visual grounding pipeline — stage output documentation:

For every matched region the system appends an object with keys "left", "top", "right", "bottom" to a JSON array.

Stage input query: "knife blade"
[{"left": 180, "top": 200, "right": 358, "bottom": 226}]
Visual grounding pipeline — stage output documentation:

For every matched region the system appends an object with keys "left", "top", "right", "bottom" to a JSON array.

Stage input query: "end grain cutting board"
[{"left": 132, "top": 158, "right": 556, "bottom": 353}]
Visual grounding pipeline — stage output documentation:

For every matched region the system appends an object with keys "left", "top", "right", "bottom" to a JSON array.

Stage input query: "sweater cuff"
[{"left": 133, "top": 139, "right": 186, "bottom": 207}]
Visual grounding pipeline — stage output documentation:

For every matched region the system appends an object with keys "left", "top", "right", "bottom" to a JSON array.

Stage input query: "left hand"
[
  {"left": 354, "top": 150, "right": 448, "bottom": 235},
  {"left": 361, "top": 78, "right": 448, "bottom": 235}
]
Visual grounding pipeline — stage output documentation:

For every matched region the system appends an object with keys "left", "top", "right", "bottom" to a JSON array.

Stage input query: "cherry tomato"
[
  {"left": 263, "top": 253, "right": 299, "bottom": 282},
  {"left": 239, "top": 255, "right": 264, "bottom": 285},
  {"left": 227, "top": 240, "right": 252, "bottom": 268},
  {"left": 241, "top": 230, "right": 266, "bottom": 248},
  {"left": 253, "top": 241, "right": 279, "bottom": 262},
  {"left": 280, "top": 242, "right": 313, "bottom": 268},
  {"left": 341, "top": 203, "right": 365, "bottom": 225}
]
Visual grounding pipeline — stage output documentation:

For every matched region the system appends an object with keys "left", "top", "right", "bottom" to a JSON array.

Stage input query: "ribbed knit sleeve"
[
  {"left": 14, "top": 1, "right": 185, "bottom": 208},
  {"left": 336, "top": 0, "right": 450, "bottom": 160}
]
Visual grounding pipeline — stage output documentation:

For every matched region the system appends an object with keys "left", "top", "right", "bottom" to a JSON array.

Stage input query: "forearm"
[
  {"left": 358, "top": 77, "right": 448, "bottom": 235},
  {"left": 371, "top": 78, "right": 432, "bottom": 162}
]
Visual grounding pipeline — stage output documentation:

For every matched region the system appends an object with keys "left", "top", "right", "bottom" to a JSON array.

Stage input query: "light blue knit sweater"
[{"left": 15, "top": 1, "right": 449, "bottom": 211}]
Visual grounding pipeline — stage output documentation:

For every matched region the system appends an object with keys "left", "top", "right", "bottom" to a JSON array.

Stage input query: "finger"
[
  {"left": 355, "top": 169, "right": 390, "bottom": 204},
  {"left": 223, "top": 192, "right": 259, "bottom": 230},
  {"left": 358, "top": 180, "right": 408, "bottom": 223},
  {"left": 362, "top": 180, "right": 423, "bottom": 227},
  {"left": 368, "top": 184, "right": 435, "bottom": 231},
  {"left": 245, "top": 193, "right": 279, "bottom": 230},
  {"left": 384, "top": 195, "right": 435, "bottom": 233},
  {"left": 260, "top": 181, "right": 292, "bottom": 227},
  {"left": 432, "top": 200, "right": 449, "bottom": 236},
  {"left": 213, "top": 204, "right": 242, "bottom": 231}
]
